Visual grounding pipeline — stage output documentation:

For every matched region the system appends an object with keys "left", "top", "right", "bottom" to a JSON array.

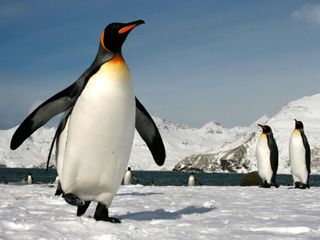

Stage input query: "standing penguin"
[
  {"left": 10, "top": 20, "right": 166, "bottom": 223},
  {"left": 123, "top": 167, "right": 132, "bottom": 185},
  {"left": 289, "top": 119, "right": 310, "bottom": 189},
  {"left": 25, "top": 173, "right": 34, "bottom": 184},
  {"left": 256, "top": 124, "right": 279, "bottom": 188},
  {"left": 188, "top": 172, "right": 195, "bottom": 186}
]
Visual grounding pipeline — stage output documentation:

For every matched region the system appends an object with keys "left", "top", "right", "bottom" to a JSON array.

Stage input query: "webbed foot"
[{"left": 94, "top": 203, "right": 121, "bottom": 223}]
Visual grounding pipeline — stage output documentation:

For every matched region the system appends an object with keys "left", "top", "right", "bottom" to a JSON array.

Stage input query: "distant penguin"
[
  {"left": 289, "top": 119, "right": 311, "bottom": 189},
  {"left": 0, "top": 177, "right": 8, "bottom": 184},
  {"left": 256, "top": 124, "right": 279, "bottom": 188},
  {"left": 123, "top": 167, "right": 132, "bottom": 185},
  {"left": 188, "top": 172, "right": 195, "bottom": 186},
  {"left": 26, "top": 173, "right": 34, "bottom": 184},
  {"left": 149, "top": 180, "right": 155, "bottom": 186},
  {"left": 10, "top": 20, "right": 166, "bottom": 223}
]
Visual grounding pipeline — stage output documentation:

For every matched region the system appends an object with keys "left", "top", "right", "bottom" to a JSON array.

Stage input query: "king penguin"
[
  {"left": 123, "top": 167, "right": 132, "bottom": 185},
  {"left": 289, "top": 119, "right": 311, "bottom": 189},
  {"left": 256, "top": 124, "right": 279, "bottom": 188},
  {"left": 10, "top": 20, "right": 166, "bottom": 223},
  {"left": 188, "top": 172, "right": 195, "bottom": 186},
  {"left": 25, "top": 173, "right": 34, "bottom": 184}
]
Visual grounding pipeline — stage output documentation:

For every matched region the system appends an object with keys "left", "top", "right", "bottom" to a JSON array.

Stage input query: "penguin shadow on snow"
[{"left": 119, "top": 206, "right": 215, "bottom": 221}]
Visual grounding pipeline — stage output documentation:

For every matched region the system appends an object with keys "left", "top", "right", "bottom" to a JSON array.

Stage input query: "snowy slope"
[
  {"left": 131, "top": 118, "right": 248, "bottom": 170},
  {"left": 0, "top": 127, "right": 56, "bottom": 168},
  {"left": 0, "top": 184, "right": 319, "bottom": 240},
  {"left": 175, "top": 94, "right": 320, "bottom": 174},
  {"left": 0, "top": 118, "right": 248, "bottom": 170}
]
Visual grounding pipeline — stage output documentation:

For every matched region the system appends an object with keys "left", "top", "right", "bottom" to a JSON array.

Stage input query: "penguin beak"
[
  {"left": 294, "top": 119, "right": 297, "bottom": 122},
  {"left": 258, "top": 124, "right": 263, "bottom": 129},
  {"left": 118, "top": 20, "right": 145, "bottom": 34}
]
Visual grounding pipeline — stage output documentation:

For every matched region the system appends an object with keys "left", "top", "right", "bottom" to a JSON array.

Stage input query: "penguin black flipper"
[
  {"left": 268, "top": 136, "right": 278, "bottom": 174},
  {"left": 267, "top": 134, "right": 279, "bottom": 185},
  {"left": 46, "top": 109, "right": 72, "bottom": 172},
  {"left": 135, "top": 97, "right": 166, "bottom": 166},
  {"left": 10, "top": 84, "right": 80, "bottom": 150},
  {"left": 301, "top": 131, "right": 311, "bottom": 174}
]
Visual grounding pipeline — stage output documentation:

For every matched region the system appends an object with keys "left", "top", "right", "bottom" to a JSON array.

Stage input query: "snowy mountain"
[
  {"left": 2, "top": 94, "right": 320, "bottom": 172},
  {"left": 174, "top": 94, "right": 320, "bottom": 174},
  {"left": 0, "top": 117, "right": 248, "bottom": 170}
]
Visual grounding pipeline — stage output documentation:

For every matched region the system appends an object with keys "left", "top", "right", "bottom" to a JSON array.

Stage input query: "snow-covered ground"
[{"left": 0, "top": 184, "right": 319, "bottom": 239}]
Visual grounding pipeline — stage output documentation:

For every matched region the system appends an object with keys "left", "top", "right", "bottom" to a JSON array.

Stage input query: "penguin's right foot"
[
  {"left": 294, "top": 182, "right": 301, "bottom": 188},
  {"left": 259, "top": 182, "right": 271, "bottom": 188},
  {"left": 77, "top": 201, "right": 91, "bottom": 216},
  {"left": 294, "top": 182, "right": 309, "bottom": 189},
  {"left": 94, "top": 203, "right": 121, "bottom": 223}
]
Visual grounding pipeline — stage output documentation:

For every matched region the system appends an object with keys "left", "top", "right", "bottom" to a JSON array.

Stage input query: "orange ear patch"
[
  {"left": 118, "top": 24, "right": 137, "bottom": 34},
  {"left": 100, "top": 31, "right": 107, "bottom": 50}
]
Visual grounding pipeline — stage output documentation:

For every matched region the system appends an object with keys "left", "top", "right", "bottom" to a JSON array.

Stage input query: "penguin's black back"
[
  {"left": 266, "top": 133, "right": 278, "bottom": 174},
  {"left": 299, "top": 129, "right": 311, "bottom": 174}
]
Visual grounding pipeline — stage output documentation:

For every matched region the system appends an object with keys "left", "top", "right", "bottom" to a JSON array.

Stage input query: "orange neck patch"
[
  {"left": 100, "top": 31, "right": 107, "bottom": 50},
  {"left": 110, "top": 53, "right": 125, "bottom": 64}
]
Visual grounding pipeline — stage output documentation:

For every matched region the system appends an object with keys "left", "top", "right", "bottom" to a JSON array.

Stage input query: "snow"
[{"left": 0, "top": 184, "right": 319, "bottom": 239}]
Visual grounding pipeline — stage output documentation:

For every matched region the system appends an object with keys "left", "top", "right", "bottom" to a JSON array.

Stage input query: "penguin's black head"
[
  {"left": 100, "top": 20, "right": 145, "bottom": 53},
  {"left": 258, "top": 124, "right": 272, "bottom": 134},
  {"left": 294, "top": 119, "right": 304, "bottom": 130},
  {"left": 128, "top": 167, "right": 131, "bottom": 171}
]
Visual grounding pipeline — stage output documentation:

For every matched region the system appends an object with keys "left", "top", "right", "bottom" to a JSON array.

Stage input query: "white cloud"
[{"left": 292, "top": 4, "right": 320, "bottom": 24}]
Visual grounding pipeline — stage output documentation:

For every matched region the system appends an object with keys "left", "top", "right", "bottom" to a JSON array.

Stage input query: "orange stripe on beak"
[
  {"left": 100, "top": 31, "right": 107, "bottom": 50},
  {"left": 118, "top": 24, "right": 137, "bottom": 34}
]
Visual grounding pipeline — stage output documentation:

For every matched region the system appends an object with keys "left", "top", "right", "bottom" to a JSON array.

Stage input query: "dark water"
[{"left": 0, "top": 168, "right": 319, "bottom": 186}]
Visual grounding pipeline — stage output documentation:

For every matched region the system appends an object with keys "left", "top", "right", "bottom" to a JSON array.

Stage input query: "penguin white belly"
[
  {"left": 123, "top": 171, "right": 132, "bottom": 185},
  {"left": 256, "top": 135, "right": 272, "bottom": 183},
  {"left": 188, "top": 175, "right": 195, "bottom": 186},
  {"left": 27, "top": 175, "right": 33, "bottom": 184},
  {"left": 289, "top": 130, "right": 308, "bottom": 183},
  {"left": 60, "top": 59, "right": 135, "bottom": 207}
]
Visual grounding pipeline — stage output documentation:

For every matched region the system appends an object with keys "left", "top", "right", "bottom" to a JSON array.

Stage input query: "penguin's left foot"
[
  {"left": 259, "top": 182, "right": 271, "bottom": 188},
  {"left": 94, "top": 203, "right": 121, "bottom": 223},
  {"left": 63, "top": 193, "right": 86, "bottom": 206},
  {"left": 55, "top": 182, "right": 63, "bottom": 196},
  {"left": 299, "top": 183, "right": 310, "bottom": 189}
]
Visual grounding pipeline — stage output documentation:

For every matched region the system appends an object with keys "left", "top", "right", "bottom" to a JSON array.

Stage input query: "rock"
[{"left": 240, "top": 171, "right": 262, "bottom": 186}]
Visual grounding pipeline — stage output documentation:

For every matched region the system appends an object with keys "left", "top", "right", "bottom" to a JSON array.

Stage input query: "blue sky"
[{"left": 1, "top": 0, "right": 320, "bottom": 129}]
